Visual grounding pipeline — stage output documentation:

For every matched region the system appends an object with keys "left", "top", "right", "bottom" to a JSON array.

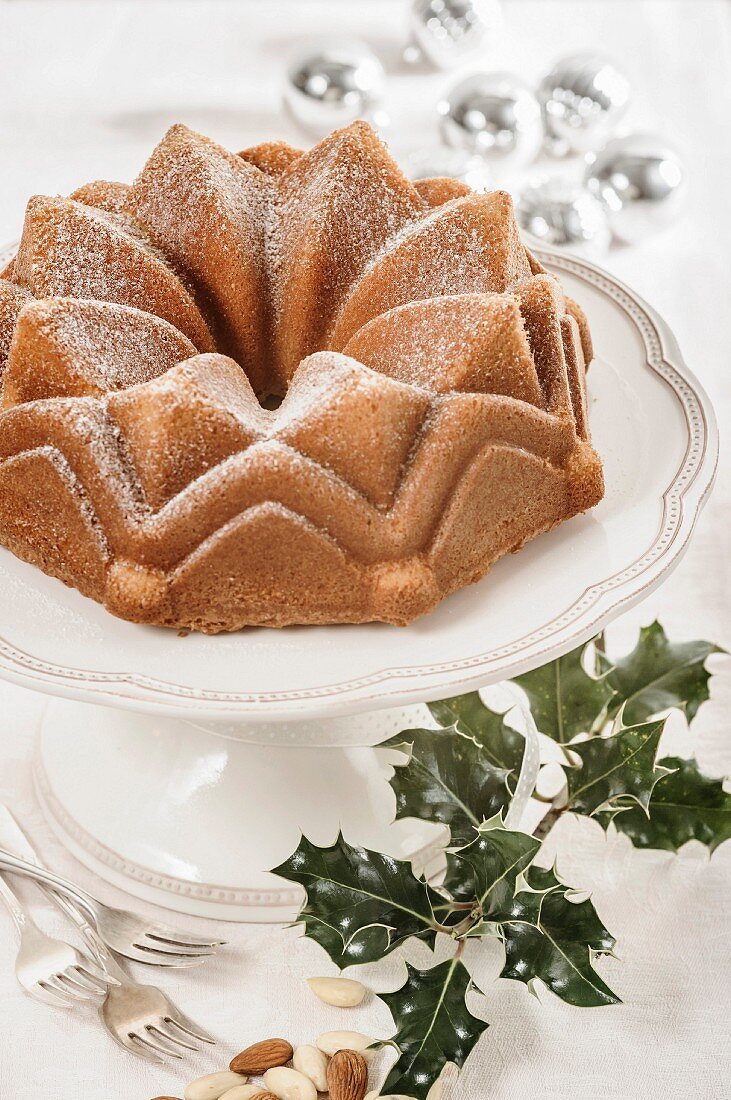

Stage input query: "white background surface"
[{"left": 0, "top": 1, "right": 729, "bottom": 1098}]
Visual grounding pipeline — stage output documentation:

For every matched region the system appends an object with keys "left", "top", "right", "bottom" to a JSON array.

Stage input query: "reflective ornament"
[
  {"left": 404, "top": 0, "right": 503, "bottom": 69},
  {"left": 284, "top": 41, "right": 387, "bottom": 137},
  {"left": 538, "top": 53, "right": 630, "bottom": 156},
  {"left": 438, "top": 72, "right": 543, "bottom": 175},
  {"left": 585, "top": 134, "right": 686, "bottom": 243},
  {"left": 517, "top": 176, "right": 611, "bottom": 258},
  {"left": 405, "top": 146, "right": 492, "bottom": 192}
]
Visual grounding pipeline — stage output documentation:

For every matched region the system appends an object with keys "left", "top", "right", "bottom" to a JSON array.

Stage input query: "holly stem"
[{"left": 533, "top": 804, "right": 566, "bottom": 840}]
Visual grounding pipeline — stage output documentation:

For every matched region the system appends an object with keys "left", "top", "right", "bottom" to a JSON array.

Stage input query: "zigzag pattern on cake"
[{"left": 0, "top": 122, "right": 603, "bottom": 630}]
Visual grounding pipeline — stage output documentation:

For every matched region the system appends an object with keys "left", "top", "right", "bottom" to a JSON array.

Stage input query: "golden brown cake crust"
[
  {"left": 0, "top": 280, "right": 32, "bottom": 378},
  {"left": 0, "top": 122, "right": 604, "bottom": 631},
  {"left": 70, "top": 180, "right": 131, "bottom": 215},
  {"left": 13, "top": 196, "right": 214, "bottom": 351},
  {"left": 125, "top": 125, "right": 276, "bottom": 395},
  {"left": 2, "top": 298, "right": 196, "bottom": 407},
  {"left": 414, "top": 176, "right": 472, "bottom": 207}
]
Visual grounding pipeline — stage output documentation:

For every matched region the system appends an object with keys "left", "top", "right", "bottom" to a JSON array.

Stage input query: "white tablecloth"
[{"left": 0, "top": 2, "right": 729, "bottom": 1097}]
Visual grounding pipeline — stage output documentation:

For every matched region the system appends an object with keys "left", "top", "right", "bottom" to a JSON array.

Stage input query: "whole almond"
[
  {"left": 307, "top": 976, "right": 366, "bottom": 1008},
  {"left": 185, "top": 1074, "right": 248, "bottom": 1100},
  {"left": 316, "top": 1030, "right": 374, "bottom": 1059},
  {"left": 230, "top": 1039, "right": 293, "bottom": 1076},
  {"left": 292, "top": 1045, "right": 329, "bottom": 1092},
  {"left": 328, "top": 1050, "right": 368, "bottom": 1100},
  {"left": 263, "top": 1066, "right": 317, "bottom": 1100}
]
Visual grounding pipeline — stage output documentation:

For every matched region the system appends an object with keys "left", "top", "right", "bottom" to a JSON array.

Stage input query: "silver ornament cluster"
[
  {"left": 434, "top": 50, "right": 686, "bottom": 250},
  {"left": 516, "top": 177, "right": 611, "bottom": 258},
  {"left": 404, "top": 0, "right": 503, "bottom": 69},
  {"left": 585, "top": 134, "right": 687, "bottom": 244},
  {"left": 538, "top": 53, "right": 630, "bottom": 157},
  {"left": 283, "top": 41, "right": 386, "bottom": 138},
  {"left": 280, "top": 32, "right": 687, "bottom": 254},
  {"left": 436, "top": 52, "right": 628, "bottom": 184},
  {"left": 437, "top": 72, "right": 542, "bottom": 175}
]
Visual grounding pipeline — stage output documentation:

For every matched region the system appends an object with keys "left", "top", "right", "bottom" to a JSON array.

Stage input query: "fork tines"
[{"left": 125, "top": 1014, "right": 216, "bottom": 1063}]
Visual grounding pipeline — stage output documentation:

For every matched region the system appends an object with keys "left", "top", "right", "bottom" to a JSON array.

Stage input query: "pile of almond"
[
  {"left": 154, "top": 1033, "right": 376, "bottom": 1100},
  {"left": 151, "top": 976, "right": 428, "bottom": 1100}
]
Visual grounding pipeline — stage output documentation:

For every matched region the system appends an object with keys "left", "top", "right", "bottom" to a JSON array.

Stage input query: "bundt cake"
[{"left": 0, "top": 122, "right": 603, "bottom": 631}]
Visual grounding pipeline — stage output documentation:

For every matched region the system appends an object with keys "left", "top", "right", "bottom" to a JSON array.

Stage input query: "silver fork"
[
  {"left": 0, "top": 810, "right": 215, "bottom": 1063},
  {"left": 81, "top": 922, "right": 216, "bottom": 1063},
  {"left": 0, "top": 871, "right": 114, "bottom": 1007},
  {"left": 0, "top": 847, "right": 226, "bottom": 967}
]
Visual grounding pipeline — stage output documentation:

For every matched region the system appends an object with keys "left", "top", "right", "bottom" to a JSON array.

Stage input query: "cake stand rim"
[{"left": 0, "top": 246, "right": 719, "bottom": 722}]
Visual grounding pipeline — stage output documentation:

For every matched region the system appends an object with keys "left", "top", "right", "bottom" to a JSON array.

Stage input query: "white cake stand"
[{"left": 0, "top": 249, "right": 718, "bottom": 921}]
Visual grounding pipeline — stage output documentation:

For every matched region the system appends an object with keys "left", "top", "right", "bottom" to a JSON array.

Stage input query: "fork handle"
[
  {"left": 42, "top": 889, "right": 100, "bottom": 956},
  {"left": 0, "top": 849, "right": 97, "bottom": 921},
  {"left": 0, "top": 817, "right": 127, "bottom": 982},
  {"left": 0, "top": 872, "right": 27, "bottom": 936},
  {"left": 0, "top": 806, "right": 95, "bottom": 933}
]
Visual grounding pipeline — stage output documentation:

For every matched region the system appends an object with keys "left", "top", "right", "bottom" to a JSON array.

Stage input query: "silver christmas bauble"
[
  {"left": 585, "top": 134, "right": 686, "bottom": 243},
  {"left": 405, "top": 147, "right": 492, "bottom": 192},
  {"left": 438, "top": 72, "right": 543, "bottom": 174},
  {"left": 405, "top": 0, "right": 503, "bottom": 69},
  {"left": 538, "top": 53, "right": 630, "bottom": 157},
  {"left": 516, "top": 176, "right": 611, "bottom": 258},
  {"left": 283, "top": 41, "right": 387, "bottom": 137}
]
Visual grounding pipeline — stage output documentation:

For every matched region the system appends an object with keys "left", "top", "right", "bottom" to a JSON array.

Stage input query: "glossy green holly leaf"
[
  {"left": 381, "top": 959, "right": 488, "bottom": 1100},
  {"left": 605, "top": 621, "right": 723, "bottom": 724},
  {"left": 385, "top": 721, "right": 516, "bottom": 848},
  {"left": 604, "top": 756, "right": 731, "bottom": 853},
  {"left": 272, "top": 833, "right": 440, "bottom": 967},
  {"left": 499, "top": 866, "right": 620, "bottom": 1008},
  {"left": 428, "top": 692, "right": 525, "bottom": 774},
  {"left": 444, "top": 818, "right": 540, "bottom": 918},
  {"left": 511, "top": 640, "right": 614, "bottom": 743},
  {"left": 565, "top": 718, "right": 668, "bottom": 817}
]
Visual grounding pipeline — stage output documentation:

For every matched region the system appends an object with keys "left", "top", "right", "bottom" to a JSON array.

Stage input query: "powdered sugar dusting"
[
  {"left": 11, "top": 298, "right": 196, "bottom": 396},
  {"left": 0, "top": 121, "right": 597, "bottom": 629},
  {"left": 13, "top": 197, "right": 213, "bottom": 351}
]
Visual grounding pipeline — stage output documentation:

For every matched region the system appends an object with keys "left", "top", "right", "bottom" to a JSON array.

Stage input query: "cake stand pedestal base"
[{"left": 33, "top": 698, "right": 441, "bottom": 922}]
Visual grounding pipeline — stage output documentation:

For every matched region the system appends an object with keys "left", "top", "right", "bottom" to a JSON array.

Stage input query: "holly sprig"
[{"left": 273, "top": 622, "right": 728, "bottom": 1099}]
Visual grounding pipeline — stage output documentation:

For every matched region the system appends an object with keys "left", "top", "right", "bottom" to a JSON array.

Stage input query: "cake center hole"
[{"left": 261, "top": 393, "right": 284, "bottom": 411}]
